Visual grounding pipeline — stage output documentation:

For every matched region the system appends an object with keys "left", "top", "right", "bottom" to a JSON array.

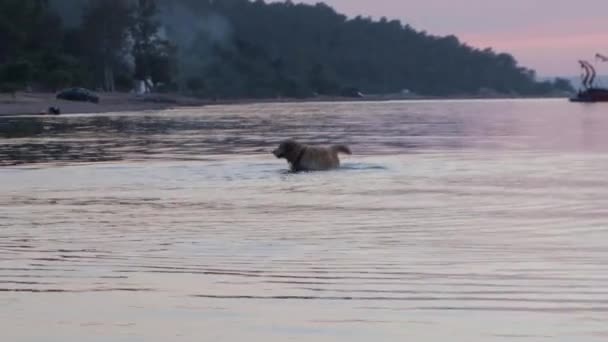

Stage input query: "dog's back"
[
  {"left": 331, "top": 144, "right": 352, "bottom": 155},
  {"left": 298, "top": 144, "right": 351, "bottom": 171}
]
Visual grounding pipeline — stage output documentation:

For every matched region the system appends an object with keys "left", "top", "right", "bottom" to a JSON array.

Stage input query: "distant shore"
[
  {"left": 0, "top": 92, "right": 211, "bottom": 116},
  {"left": 0, "top": 91, "right": 571, "bottom": 117}
]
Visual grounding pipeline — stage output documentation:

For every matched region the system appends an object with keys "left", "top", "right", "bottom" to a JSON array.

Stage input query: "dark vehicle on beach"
[{"left": 56, "top": 88, "right": 99, "bottom": 103}]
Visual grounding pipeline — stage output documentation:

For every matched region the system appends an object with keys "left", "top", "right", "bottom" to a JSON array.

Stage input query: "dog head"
[{"left": 272, "top": 139, "right": 301, "bottom": 160}]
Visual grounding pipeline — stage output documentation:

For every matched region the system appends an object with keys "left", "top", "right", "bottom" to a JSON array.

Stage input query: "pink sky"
[{"left": 289, "top": 0, "right": 608, "bottom": 76}]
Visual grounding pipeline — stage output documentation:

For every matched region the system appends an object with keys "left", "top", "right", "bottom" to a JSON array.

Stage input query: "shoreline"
[
  {"left": 0, "top": 92, "right": 210, "bottom": 117},
  {"left": 0, "top": 92, "right": 571, "bottom": 117}
]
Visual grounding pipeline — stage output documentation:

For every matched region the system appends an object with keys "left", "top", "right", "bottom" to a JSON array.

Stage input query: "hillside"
[{"left": 1, "top": 0, "right": 574, "bottom": 99}]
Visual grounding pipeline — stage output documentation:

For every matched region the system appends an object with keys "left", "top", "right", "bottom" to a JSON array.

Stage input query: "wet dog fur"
[{"left": 272, "top": 139, "right": 351, "bottom": 172}]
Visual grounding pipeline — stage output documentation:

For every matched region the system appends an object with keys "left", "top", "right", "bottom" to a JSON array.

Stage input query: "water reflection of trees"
[{"left": 0, "top": 112, "right": 470, "bottom": 166}]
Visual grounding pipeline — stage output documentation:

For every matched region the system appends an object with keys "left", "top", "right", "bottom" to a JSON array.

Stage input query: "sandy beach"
[
  {"left": 0, "top": 91, "right": 418, "bottom": 116},
  {"left": 0, "top": 92, "right": 213, "bottom": 116},
  {"left": 0, "top": 92, "right": 364, "bottom": 116},
  {"left": 0, "top": 91, "right": 572, "bottom": 117}
]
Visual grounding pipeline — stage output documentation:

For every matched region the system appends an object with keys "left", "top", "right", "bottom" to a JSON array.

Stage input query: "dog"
[{"left": 272, "top": 139, "right": 352, "bottom": 172}]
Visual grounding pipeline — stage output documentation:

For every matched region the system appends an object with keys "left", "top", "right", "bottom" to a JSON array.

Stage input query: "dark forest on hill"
[{"left": 0, "top": 0, "right": 574, "bottom": 98}]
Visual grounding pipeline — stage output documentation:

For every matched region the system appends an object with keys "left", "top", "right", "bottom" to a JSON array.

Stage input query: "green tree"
[
  {"left": 131, "top": 0, "right": 176, "bottom": 91},
  {"left": 80, "top": 0, "right": 132, "bottom": 91},
  {"left": 0, "top": 0, "right": 575, "bottom": 98},
  {"left": 0, "top": 61, "right": 32, "bottom": 97}
]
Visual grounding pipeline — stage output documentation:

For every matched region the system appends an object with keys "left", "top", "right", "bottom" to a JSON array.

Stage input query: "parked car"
[{"left": 56, "top": 87, "right": 99, "bottom": 103}]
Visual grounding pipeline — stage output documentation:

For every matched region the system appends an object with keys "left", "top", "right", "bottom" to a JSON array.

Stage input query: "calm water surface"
[{"left": 1, "top": 99, "right": 608, "bottom": 341}]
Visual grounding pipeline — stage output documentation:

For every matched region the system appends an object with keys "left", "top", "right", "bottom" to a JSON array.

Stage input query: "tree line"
[
  {"left": 0, "top": 0, "right": 173, "bottom": 94},
  {"left": 0, "top": 0, "right": 573, "bottom": 98}
]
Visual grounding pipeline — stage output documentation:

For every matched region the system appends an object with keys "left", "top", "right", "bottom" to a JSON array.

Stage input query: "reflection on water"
[
  {"left": 1, "top": 100, "right": 607, "bottom": 167},
  {"left": 0, "top": 108, "right": 466, "bottom": 166},
  {"left": 2, "top": 99, "right": 608, "bottom": 341}
]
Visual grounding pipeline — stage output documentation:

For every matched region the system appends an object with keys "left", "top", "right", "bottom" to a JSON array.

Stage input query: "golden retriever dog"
[{"left": 272, "top": 139, "right": 352, "bottom": 172}]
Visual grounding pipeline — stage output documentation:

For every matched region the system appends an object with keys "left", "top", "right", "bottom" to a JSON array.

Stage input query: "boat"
[
  {"left": 570, "top": 87, "right": 608, "bottom": 102},
  {"left": 570, "top": 54, "right": 608, "bottom": 102}
]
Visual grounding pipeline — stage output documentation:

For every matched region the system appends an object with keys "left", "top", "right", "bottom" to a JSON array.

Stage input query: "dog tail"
[{"left": 332, "top": 144, "right": 352, "bottom": 155}]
